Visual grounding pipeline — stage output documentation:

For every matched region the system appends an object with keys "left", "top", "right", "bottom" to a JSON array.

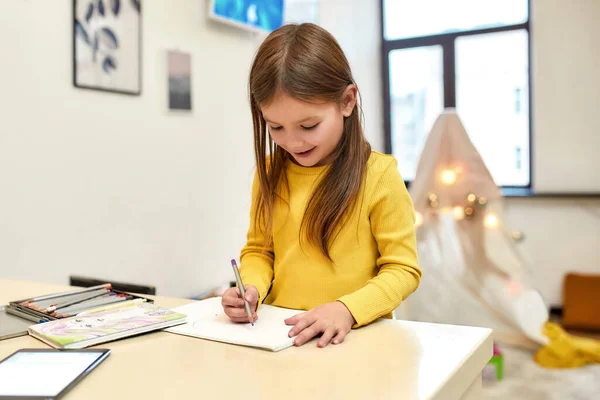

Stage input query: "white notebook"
[{"left": 165, "top": 297, "right": 301, "bottom": 351}]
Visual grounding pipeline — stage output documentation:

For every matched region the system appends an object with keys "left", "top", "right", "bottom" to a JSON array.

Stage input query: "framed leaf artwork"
[{"left": 73, "top": 0, "right": 142, "bottom": 95}]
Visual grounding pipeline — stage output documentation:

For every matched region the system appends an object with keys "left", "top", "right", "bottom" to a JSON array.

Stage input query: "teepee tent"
[{"left": 400, "top": 110, "right": 548, "bottom": 348}]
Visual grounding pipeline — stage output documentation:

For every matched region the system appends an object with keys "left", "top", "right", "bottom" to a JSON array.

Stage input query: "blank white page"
[{"left": 165, "top": 297, "right": 300, "bottom": 351}]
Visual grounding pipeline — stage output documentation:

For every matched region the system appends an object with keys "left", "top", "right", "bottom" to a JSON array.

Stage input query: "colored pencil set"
[{"left": 8, "top": 283, "right": 143, "bottom": 322}]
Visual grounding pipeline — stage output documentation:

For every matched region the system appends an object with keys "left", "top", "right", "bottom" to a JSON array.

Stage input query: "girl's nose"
[{"left": 287, "top": 134, "right": 305, "bottom": 149}]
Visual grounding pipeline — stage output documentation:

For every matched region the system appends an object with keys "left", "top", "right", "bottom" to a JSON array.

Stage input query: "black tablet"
[{"left": 0, "top": 348, "right": 110, "bottom": 399}]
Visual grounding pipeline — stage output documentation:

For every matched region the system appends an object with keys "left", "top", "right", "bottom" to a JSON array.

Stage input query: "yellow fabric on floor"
[{"left": 535, "top": 322, "right": 600, "bottom": 368}]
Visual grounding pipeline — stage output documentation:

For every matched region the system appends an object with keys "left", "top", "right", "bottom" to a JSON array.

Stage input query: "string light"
[
  {"left": 415, "top": 212, "right": 424, "bottom": 227},
  {"left": 428, "top": 193, "right": 439, "bottom": 208},
  {"left": 484, "top": 214, "right": 499, "bottom": 229},
  {"left": 422, "top": 189, "right": 493, "bottom": 225},
  {"left": 440, "top": 169, "right": 457, "bottom": 185},
  {"left": 453, "top": 206, "right": 465, "bottom": 220},
  {"left": 512, "top": 231, "right": 525, "bottom": 242}
]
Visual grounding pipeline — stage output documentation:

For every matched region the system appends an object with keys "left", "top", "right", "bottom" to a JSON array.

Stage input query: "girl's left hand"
[{"left": 285, "top": 301, "right": 356, "bottom": 347}]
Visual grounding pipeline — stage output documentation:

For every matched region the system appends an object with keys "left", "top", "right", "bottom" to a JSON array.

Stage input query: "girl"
[{"left": 221, "top": 23, "right": 421, "bottom": 348}]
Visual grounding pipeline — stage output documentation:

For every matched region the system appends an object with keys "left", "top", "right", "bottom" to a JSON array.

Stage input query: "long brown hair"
[{"left": 249, "top": 23, "right": 371, "bottom": 260}]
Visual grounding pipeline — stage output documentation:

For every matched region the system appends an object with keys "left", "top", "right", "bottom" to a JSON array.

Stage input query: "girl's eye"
[
  {"left": 301, "top": 123, "right": 320, "bottom": 131},
  {"left": 269, "top": 126, "right": 283, "bottom": 131}
]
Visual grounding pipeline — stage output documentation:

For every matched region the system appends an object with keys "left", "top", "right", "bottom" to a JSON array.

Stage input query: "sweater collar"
[{"left": 285, "top": 157, "right": 331, "bottom": 175}]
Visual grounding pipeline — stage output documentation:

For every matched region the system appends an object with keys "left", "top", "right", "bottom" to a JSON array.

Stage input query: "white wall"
[
  {"left": 531, "top": 0, "right": 600, "bottom": 193},
  {"left": 0, "top": 0, "right": 384, "bottom": 298},
  {"left": 318, "top": 0, "right": 384, "bottom": 152},
  {"left": 1, "top": 0, "right": 598, "bottom": 305},
  {"left": 504, "top": 197, "right": 600, "bottom": 306},
  {"left": 0, "top": 1, "right": 264, "bottom": 297}
]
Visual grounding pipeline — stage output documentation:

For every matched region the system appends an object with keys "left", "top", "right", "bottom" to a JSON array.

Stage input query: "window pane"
[
  {"left": 456, "top": 29, "right": 530, "bottom": 187},
  {"left": 389, "top": 46, "right": 444, "bottom": 181},
  {"left": 383, "top": 0, "right": 528, "bottom": 40}
]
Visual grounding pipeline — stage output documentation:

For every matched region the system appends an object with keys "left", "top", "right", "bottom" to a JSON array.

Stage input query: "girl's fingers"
[
  {"left": 230, "top": 315, "right": 259, "bottom": 323},
  {"left": 222, "top": 297, "right": 243, "bottom": 307},
  {"left": 317, "top": 327, "right": 337, "bottom": 348},
  {"left": 225, "top": 307, "right": 259, "bottom": 323},
  {"left": 287, "top": 313, "right": 315, "bottom": 337},
  {"left": 221, "top": 288, "right": 242, "bottom": 306},
  {"left": 332, "top": 329, "right": 349, "bottom": 345},
  {"left": 224, "top": 306, "right": 250, "bottom": 319},
  {"left": 293, "top": 322, "right": 321, "bottom": 346},
  {"left": 284, "top": 312, "right": 305, "bottom": 326},
  {"left": 244, "top": 286, "right": 259, "bottom": 304}
]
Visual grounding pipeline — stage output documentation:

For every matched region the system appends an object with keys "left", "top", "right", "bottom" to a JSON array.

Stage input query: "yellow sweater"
[{"left": 239, "top": 151, "right": 421, "bottom": 327}]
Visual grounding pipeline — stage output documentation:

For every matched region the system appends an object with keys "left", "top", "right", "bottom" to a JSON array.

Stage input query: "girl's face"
[{"left": 261, "top": 87, "right": 357, "bottom": 167}]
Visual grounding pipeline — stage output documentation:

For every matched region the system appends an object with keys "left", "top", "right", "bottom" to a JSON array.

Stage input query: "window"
[
  {"left": 389, "top": 46, "right": 444, "bottom": 180},
  {"left": 382, "top": 0, "right": 531, "bottom": 187}
]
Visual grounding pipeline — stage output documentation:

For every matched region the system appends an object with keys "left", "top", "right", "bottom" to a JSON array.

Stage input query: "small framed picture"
[
  {"left": 73, "top": 0, "right": 142, "bottom": 95},
  {"left": 167, "top": 51, "right": 192, "bottom": 111}
]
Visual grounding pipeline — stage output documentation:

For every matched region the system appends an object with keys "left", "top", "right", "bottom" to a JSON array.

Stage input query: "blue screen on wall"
[{"left": 212, "top": 0, "right": 284, "bottom": 32}]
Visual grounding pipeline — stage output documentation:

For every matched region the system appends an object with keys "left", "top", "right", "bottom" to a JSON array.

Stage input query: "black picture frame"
[{"left": 72, "top": 0, "right": 142, "bottom": 95}]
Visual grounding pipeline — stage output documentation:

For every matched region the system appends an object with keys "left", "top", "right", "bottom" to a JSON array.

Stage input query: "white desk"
[{"left": 0, "top": 280, "right": 493, "bottom": 399}]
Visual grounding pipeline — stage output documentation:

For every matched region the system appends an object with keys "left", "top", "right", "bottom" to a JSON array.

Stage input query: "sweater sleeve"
[
  {"left": 239, "top": 171, "right": 274, "bottom": 304},
  {"left": 338, "top": 159, "right": 421, "bottom": 327}
]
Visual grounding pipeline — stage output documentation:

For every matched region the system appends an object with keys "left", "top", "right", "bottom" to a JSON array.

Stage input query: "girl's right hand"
[{"left": 221, "top": 285, "right": 259, "bottom": 323}]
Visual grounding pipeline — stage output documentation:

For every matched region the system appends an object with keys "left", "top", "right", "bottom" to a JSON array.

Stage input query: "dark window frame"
[{"left": 380, "top": 0, "right": 533, "bottom": 190}]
